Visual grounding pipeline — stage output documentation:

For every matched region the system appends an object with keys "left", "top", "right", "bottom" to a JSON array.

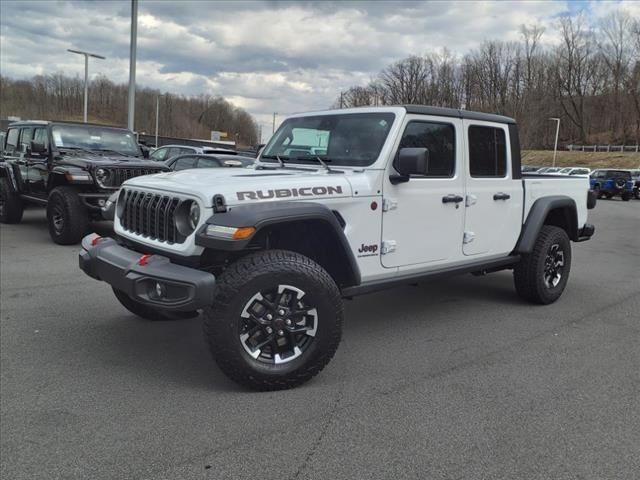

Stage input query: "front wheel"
[
  {"left": 203, "top": 250, "right": 343, "bottom": 390},
  {"left": 0, "top": 177, "right": 24, "bottom": 224},
  {"left": 513, "top": 225, "right": 572, "bottom": 305},
  {"left": 621, "top": 191, "right": 632, "bottom": 201},
  {"left": 46, "top": 186, "right": 89, "bottom": 244}
]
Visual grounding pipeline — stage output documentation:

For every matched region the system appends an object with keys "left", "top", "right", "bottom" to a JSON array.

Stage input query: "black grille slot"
[
  {"left": 118, "top": 189, "right": 184, "bottom": 244},
  {"left": 100, "top": 167, "right": 164, "bottom": 188}
]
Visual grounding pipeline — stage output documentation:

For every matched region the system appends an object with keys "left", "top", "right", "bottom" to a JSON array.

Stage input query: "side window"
[
  {"left": 150, "top": 147, "right": 168, "bottom": 161},
  {"left": 179, "top": 147, "right": 195, "bottom": 155},
  {"left": 398, "top": 121, "right": 456, "bottom": 177},
  {"left": 20, "top": 128, "right": 34, "bottom": 152},
  {"left": 196, "top": 157, "right": 221, "bottom": 168},
  {"left": 468, "top": 126, "right": 507, "bottom": 177},
  {"left": 172, "top": 156, "right": 197, "bottom": 171},
  {"left": 5, "top": 128, "right": 19, "bottom": 153},
  {"left": 33, "top": 128, "right": 49, "bottom": 150}
]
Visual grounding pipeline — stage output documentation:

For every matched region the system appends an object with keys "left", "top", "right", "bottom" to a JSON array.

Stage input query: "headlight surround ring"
[
  {"left": 175, "top": 200, "right": 200, "bottom": 236},
  {"left": 95, "top": 168, "right": 110, "bottom": 186}
]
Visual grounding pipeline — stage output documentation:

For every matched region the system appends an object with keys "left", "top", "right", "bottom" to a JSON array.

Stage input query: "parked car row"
[{"left": 522, "top": 165, "right": 591, "bottom": 176}]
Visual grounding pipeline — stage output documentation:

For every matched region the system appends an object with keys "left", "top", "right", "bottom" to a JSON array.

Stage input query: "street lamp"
[
  {"left": 67, "top": 49, "right": 106, "bottom": 123},
  {"left": 549, "top": 117, "right": 560, "bottom": 167}
]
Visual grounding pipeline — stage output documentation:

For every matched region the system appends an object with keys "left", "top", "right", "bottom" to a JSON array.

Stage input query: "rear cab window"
[{"left": 468, "top": 126, "right": 507, "bottom": 177}]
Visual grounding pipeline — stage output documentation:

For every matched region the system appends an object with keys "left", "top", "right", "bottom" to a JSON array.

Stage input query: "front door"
[
  {"left": 381, "top": 115, "right": 465, "bottom": 269},
  {"left": 25, "top": 127, "right": 50, "bottom": 195},
  {"left": 462, "top": 121, "right": 523, "bottom": 256}
]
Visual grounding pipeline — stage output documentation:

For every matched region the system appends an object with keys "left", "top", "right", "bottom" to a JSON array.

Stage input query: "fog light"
[
  {"left": 155, "top": 282, "right": 166, "bottom": 298},
  {"left": 98, "top": 199, "right": 106, "bottom": 207}
]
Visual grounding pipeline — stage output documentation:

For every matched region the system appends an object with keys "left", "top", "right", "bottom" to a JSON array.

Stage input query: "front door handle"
[
  {"left": 493, "top": 192, "right": 511, "bottom": 201},
  {"left": 442, "top": 194, "right": 464, "bottom": 204}
]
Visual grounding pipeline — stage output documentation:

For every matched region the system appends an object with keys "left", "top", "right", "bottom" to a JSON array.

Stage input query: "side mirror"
[
  {"left": 30, "top": 141, "right": 47, "bottom": 155},
  {"left": 390, "top": 148, "right": 429, "bottom": 184}
]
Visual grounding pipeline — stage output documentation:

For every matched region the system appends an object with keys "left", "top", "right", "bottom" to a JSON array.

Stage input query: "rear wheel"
[
  {"left": 46, "top": 186, "right": 89, "bottom": 244},
  {"left": 203, "top": 249, "right": 343, "bottom": 390},
  {"left": 112, "top": 288, "right": 198, "bottom": 321},
  {"left": 514, "top": 225, "right": 572, "bottom": 305},
  {"left": 0, "top": 177, "right": 24, "bottom": 224}
]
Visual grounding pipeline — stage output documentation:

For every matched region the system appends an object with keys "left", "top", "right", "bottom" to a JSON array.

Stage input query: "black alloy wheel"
[{"left": 239, "top": 284, "right": 318, "bottom": 365}]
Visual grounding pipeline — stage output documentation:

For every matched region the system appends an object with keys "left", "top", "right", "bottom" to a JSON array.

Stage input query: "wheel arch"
[
  {"left": 514, "top": 196, "right": 578, "bottom": 254},
  {"left": 196, "top": 201, "right": 361, "bottom": 288}
]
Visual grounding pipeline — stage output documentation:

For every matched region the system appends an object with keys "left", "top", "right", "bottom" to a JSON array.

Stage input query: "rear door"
[{"left": 462, "top": 121, "right": 523, "bottom": 256}]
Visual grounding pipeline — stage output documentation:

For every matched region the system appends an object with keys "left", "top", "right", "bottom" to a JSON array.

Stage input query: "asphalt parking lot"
[{"left": 1, "top": 200, "right": 639, "bottom": 480}]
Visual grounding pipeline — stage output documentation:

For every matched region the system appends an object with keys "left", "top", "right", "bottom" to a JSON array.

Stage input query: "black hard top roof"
[
  {"left": 403, "top": 105, "right": 516, "bottom": 124},
  {"left": 8, "top": 120, "right": 130, "bottom": 130}
]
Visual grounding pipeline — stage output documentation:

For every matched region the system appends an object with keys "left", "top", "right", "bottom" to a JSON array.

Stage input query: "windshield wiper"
[{"left": 295, "top": 155, "right": 339, "bottom": 173}]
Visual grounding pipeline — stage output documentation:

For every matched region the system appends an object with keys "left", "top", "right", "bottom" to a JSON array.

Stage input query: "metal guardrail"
[{"left": 567, "top": 144, "right": 639, "bottom": 152}]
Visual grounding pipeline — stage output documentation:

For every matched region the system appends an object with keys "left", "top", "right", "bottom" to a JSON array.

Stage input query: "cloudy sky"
[{"left": 1, "top": 0, "right": 638, "bottom": 140}]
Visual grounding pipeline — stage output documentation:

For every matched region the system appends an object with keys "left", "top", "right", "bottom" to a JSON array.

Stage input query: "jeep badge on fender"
[{"left": 77, "top": 105, "right": 595, "bottom": 391}]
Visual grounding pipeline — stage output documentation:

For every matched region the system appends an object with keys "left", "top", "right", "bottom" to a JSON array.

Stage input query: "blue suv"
[{"left": 590, "top": 169, "right": 634, "bottom": 201}]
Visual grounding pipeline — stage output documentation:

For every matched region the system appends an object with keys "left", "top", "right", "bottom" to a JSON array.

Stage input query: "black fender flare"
[
  {"left": 0, "top": 163, "right": 19, "bottom": 191},
  {"left": 195, "top": 201, "right": 361, "bottom": 285},
  {"left": 514, "top": 196, "right": 579, "bottom": 254}
]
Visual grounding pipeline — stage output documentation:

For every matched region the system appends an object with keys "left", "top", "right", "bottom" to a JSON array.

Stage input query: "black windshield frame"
[{"left": 261, "top": 112, "right": 396, "bottom": 167}]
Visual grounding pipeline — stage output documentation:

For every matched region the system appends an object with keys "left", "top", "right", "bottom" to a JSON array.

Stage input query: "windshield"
[
  {"left": 261, "top": 112, "right": 395, "bottom": 167},
  {"left": 51, "top": 125, "right": 139, "bottom": 156}
]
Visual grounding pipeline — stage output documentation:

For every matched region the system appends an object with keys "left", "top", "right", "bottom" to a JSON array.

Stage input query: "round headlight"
[
  {"left": 188, "top": 202, "right": 200, "bottom": 230},
  {"left": 96, "top": 168, "right": 109, "bottom": 183}
]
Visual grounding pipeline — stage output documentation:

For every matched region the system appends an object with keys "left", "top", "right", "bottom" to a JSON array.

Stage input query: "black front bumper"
[{"left": 79, "top": 235, "right": 216, "bottom": 311}]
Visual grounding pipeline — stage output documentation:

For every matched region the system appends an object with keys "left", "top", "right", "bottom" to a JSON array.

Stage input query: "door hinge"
[
  {"left": 382, "top": 198, "right": 397, "bottom": 212},
  {"left": 465, "top": 194, "right": 477, "bottom": 207},
  {"left": 381, "top": 240, "right": 397, "bottom": 254},
  {"left": 463, "top": 232, "right": 475, "bottom": 244}
]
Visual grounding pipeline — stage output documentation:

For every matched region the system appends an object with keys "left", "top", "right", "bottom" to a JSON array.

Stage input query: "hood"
[
  {"left": 122, "top": 167, "right": 354, "bottom": 206},
  {"left": 56, "top": 152, "right": 159, "bottom": 169}
]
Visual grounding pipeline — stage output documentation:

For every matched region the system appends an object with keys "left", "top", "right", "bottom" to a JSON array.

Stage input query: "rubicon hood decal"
[{"left": 237, "top": 186, "right": 343, "bottom": 201}]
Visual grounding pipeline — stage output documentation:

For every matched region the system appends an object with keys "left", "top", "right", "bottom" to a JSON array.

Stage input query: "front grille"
[
  {"left": 119, "top": 189, "right": 183, "bottom": 244},
  {"left": 101, "top": 167, "right": 165, "bottom": 188}
]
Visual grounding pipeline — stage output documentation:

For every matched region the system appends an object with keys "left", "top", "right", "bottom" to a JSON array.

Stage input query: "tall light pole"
[
  {"left": 155, "top": 94, "right": 165, "bottom": 148},
  {"left": 549, "top": 117, "right": 560, "bottom": 167},
  {"left": 67, "top": 49, "right": 105, "bottom": 123},
  {"left": 127, "top": 0, "right": 138, "bottom": 131},
  {"left": 272, "top": 112, "right": 278, "bottom": 134}
]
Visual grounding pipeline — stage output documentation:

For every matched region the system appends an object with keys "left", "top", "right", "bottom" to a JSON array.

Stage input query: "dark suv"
[
  {"left": 0, "top": 121, "right": 168, "bottom": 244},
  {"left": 589, "top": 169, "right": 634, "bottom": 201}
]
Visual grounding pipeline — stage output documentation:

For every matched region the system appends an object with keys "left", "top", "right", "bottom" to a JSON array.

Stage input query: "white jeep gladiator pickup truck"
[{"left": 79, "top": 106, "right": 596, "bottom": 390}]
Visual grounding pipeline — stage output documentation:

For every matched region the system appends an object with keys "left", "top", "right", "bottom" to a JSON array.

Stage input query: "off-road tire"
[
  {"left": 203, "top": 249, "right": 343, "bottom": 391},
  {"left": 592, "top": 185, "right": 602, "bottom": 199},
  {"left": 112, "top": 287, "right": 198, "bottom": 321},
  {"left": 514, "top": 225, "right": 572, "bottom": 305},
  {"left": 46, "top": 186, "right": 89, "bottom": 244},
  {"left": 621, "top": 191, "right": 632, "bottom": 201},
  {"left": 0, "top": 177, "right": 24, "bottom": 224}
]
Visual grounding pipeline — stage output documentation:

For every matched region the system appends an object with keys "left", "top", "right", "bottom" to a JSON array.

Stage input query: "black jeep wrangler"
[{"left": 0, "top": 121, "right": 168, "bottom": 244}]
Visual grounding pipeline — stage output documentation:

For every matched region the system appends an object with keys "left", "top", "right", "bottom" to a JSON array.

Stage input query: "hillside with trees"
[
  {"left": 0, "top": 74, "right": 259, "bottom": 146},
  {"left": 335, "top": 12, "right": 640, "bottom": 149}
]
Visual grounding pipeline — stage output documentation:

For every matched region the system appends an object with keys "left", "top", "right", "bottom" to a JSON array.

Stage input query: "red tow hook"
[
  {"left": 138, "top": 254, "right": 153, "bottom": 266},
  {"left": 91, "top": 235, "right": 103, "bottom": 246}
]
